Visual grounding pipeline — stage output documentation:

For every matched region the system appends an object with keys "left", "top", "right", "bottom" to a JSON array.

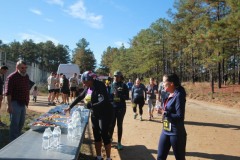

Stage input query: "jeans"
[{"left": 9, "top": 101, "right": 26, "bottom": 141}]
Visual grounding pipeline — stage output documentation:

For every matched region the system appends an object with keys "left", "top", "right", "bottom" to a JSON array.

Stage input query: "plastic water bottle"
[
  {"left": 52, "top": 127, "right": 58, "bottom": 148},
  {"left": 56, "top": 126, "right": 61, "bottom": 147},
  {"left": 47, "top": 127, "right": 53, "bottom": 149},
  {"left": 72, "top": 121, "right": 77, "bottom": 138},
  {"left": 75, "top": 117, "right": 82, "bottom": 136},
  {"left": 67, "top": 122, "right": 74, "bottom": 139},
  {"left": 42, "top": 128, "right": 49, "bottom": 150}
]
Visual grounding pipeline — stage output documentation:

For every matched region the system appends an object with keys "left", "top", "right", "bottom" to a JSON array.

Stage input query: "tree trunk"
[
  {"left": 210, "top": 69, "right": 214, "bottom": 94},
  {"left": 218, "top": 57, "right": 221, "bottom": 88},
  {"left": 191, "top": 49, "right": 195, "bottom": 84},
  {"left": 222, "top": 58, "right": 225, "bottom": 85},
  {"left": 238, "top": 38, "right": 240, "bottom": 84},
  {"left": 233, "top": 52, "right": 236, "bottom": 84}
]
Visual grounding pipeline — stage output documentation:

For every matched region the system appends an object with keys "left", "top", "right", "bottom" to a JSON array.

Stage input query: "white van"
[{"left": 57, "top": 64, "right": 80, "bottom": 79}]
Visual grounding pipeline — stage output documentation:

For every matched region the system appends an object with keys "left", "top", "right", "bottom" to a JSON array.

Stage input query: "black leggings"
[
  {"left": 91, "top": 111, "right": 112, "bottom": 145},
  {"left": 109, "top": 107, "right": 126, "bottom": 143},
  {"left": 132, "top": 96, "right": 145, "bottom": 115},
  {"left": 133, "top": 104, "right": 144, "bottom": 115}
]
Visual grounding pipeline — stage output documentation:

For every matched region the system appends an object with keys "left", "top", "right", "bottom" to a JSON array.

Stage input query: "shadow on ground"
[
  {"left": 117, "top": 145, "right": 156, "bottom": 160},
  {"left": 186, "top": 151, "right": 240, "bottom": 160},
  {"left": 185, "top": 121, "right": 240, "bottom": 130}
]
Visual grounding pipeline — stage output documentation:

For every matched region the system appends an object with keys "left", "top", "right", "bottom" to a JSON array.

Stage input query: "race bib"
[
  {"left": 163, "top": 119, "right": 171, "bottom": 131},
  {"left": 113, "top": 97, "right": 120, "bottom": 102}
]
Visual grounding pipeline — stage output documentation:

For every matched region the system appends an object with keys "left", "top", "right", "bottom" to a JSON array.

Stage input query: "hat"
[
  {"left": 114, "top": 70, "right": 122, "bottom": 77},
  {"left": 81, "top": 71, "right": 96, "bottom": 81}
]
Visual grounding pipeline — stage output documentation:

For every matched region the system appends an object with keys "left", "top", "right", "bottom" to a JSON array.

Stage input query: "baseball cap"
[
  {"left": 114, "top": 70, "right": 122, "bottom": 77},
  {"left": 81, "top": 71, "right": 97, "bottom": 81}
]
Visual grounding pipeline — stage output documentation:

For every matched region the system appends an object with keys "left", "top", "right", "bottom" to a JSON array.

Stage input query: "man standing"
[
  {"left": 0, "top": 65, "right": 8, "bottom": 127},
  {"left": 69, "top": 73, "right": 78, "bottom": 102},
  {"left": 47, "top": 72, "right": 56, "bottom": 105},
  {"left": 126, "top": 79, "right": 133, "bottom": 99},
  {"left": 5, "top": 60, "right": 30, "bottom": 141}
]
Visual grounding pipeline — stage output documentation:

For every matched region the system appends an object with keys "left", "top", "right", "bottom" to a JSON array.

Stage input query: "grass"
[{"left": 0, "top": 109, "right": 41, "bottom": 149}]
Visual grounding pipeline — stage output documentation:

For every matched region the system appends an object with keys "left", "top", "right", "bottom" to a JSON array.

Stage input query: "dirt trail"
[{"left": 27, "top": 96, "right": 240, "bottom": 160}]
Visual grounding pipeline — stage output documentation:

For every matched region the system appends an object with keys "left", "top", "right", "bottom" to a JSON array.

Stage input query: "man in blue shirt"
[{"left": 126, "top": 79, "right": 133, "bottom": 98}]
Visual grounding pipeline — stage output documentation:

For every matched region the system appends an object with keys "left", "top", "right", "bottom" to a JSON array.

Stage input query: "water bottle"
[
  {"left": 52, "top": 127, "right": 58, "bottom": 148},
  {"left": 56, "top": 126, "right": 61, "bottom": 147},
  {"left": 72, "top": 120, "right": 77, "bottom": 138},
  {"left": 48, "top": 127, "right": 53, "bottom": 149},
  {"left": 75, "top": 117, "right": 82, "bottom": 136},
  {"left": 67, "top": 122, "right": 74, "bottom": 139},
  {"left": 42, "top": 128, "right": 49, "bottom": 150}
]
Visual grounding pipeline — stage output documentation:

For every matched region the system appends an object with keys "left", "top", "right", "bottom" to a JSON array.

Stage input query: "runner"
[
  {"left": 109, "top": 70, "right": 129, "bottom": 150},
  {"left": 65, "top": 71, "right": 113, "bottom": 160},
  {"left": 131, "top": 78, "right": 146, "bottom": 121}
]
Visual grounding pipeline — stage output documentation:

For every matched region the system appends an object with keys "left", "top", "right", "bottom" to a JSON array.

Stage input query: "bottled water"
[
  {"left": 56, "top": 126, "right": 61, "bottom": 147},
  {"left": 67, "top": 122, "right": 74, "bottom": 139},
  {"left": 72, "top": 121, "right": 77, "bottom": 137},
  {"left": 47, "top": 127, "right": 53, "bottom": 149},
  {"left": 42, "top": 127, "right": 53, "bottom": 150},
  {"left": 52, "top": 127, "right": 58, "bottom": 148},
  {"left": 75, "top": 117, "right": 82, "bottom": 136},
  {"left": 42, "top": 128, "right": 49, "bottom": 150}
]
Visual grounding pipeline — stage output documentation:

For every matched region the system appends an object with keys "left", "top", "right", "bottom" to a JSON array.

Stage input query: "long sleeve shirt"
[{"left": 5, "top": 71, "right": 30, "bottom": 106}]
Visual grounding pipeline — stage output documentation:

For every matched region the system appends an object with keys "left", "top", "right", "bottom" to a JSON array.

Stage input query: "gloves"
[{"left": 86, "top": 102, "right": 92, "bottom": 109}]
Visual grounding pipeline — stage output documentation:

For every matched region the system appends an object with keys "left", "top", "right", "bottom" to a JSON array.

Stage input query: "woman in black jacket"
[
  {"left": 65, "top": 71, "right": 113, "bottom": 160},
  {"left": 109, "top": 70, "right": 129, "bottom": 150}
]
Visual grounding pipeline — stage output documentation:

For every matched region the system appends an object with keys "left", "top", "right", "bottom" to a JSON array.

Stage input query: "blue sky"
[{"left": 0, "top": 0, "right": 174, "bottom": 66}]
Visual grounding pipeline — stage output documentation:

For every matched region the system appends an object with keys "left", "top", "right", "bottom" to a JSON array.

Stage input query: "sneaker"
[
  {"left": 149, "top": 117, "right": 152, "bottom": 121},
  {"left": 140, "top": 116, "right": 143, "bottom": 121},
  {"left": 134, "top": 113, "right": 138, "bottom": 119},
  {"left": 117, "top": 143, "right": 123, "bottom": 150},
  {"left": 0, "top": 121, "right": 7, "bottom": 127}
]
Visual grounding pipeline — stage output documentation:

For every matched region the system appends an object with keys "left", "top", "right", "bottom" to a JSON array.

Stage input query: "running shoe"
[
  {"left": 140, "top": 116, "right": 143, "bottom": 121},
  {"left": 134, "top": 113, "right": 138, "bottom": 119},
  {"left": 117, "top": 143, "right": 123, "bottom": 150}
]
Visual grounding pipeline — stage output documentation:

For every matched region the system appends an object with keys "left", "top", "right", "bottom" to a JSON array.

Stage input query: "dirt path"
[{"left": 27, "top": 96, "right": 240, "bottom": 160}]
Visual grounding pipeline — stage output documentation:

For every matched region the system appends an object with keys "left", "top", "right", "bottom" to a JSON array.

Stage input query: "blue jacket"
[{"left": 163, "top": 86, "right": 187, "bottom": 136}]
